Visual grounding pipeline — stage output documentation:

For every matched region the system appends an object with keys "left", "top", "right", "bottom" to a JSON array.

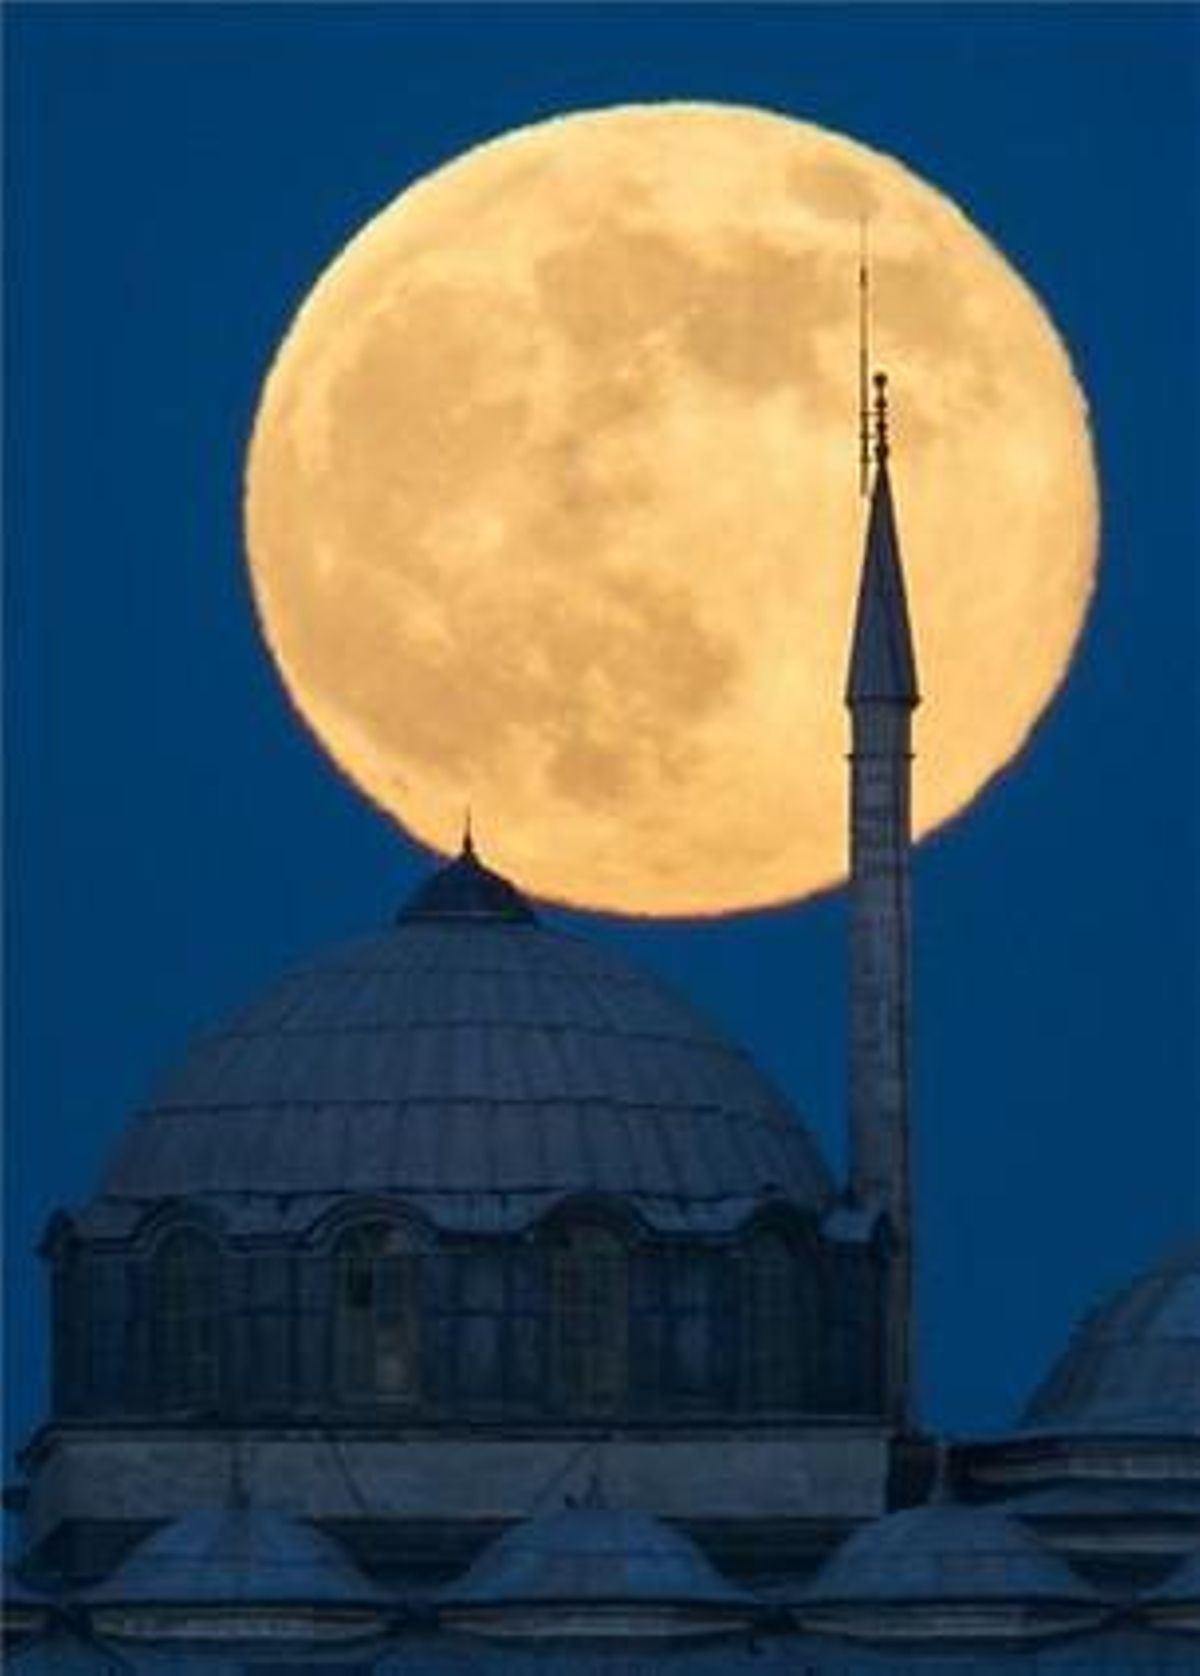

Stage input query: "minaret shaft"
[
  {"left": 849, "top": 704, "right": 915, "bottom": 1423},
  {"left": 844, "top": 375, "right": 919, "bottom": 1429}
]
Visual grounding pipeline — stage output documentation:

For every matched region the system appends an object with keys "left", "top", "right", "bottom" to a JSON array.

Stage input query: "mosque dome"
[
  {"left": 1020, "top": 1240, "right": 1200, "bottom": 1437},
  {"left": 1144, "top": 1548, "right": 1200, "bottom": 1633},
  {"left": 1, "top": 1573, "right": 49, "bottom": 1650},
  {"left": 44, "top": 843, "right": 884, "bottom": 1529},
  {"left": 439, "top": 1497, "right": 756, "bottom": 1639},
  {"left": 800, "top": 1499, "right": 1103, "bottom": 1642},
  {"left": 98, "top": 842, "right": 830, "bottom": 1236},
  {"left": 83, "top": 1504, "right": 389, "bottom": 1641}
]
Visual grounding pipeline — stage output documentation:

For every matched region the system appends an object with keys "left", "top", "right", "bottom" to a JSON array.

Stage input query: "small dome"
[
  {"left": 84, "top": 1504, "right": 387, "bottom": 1612},
  {"left": 1021, "top": 1240, "right": 1200, "bottom": 1437},
  {"left": 439, "top": 1500, "right": 754, "bottom": 1640},
  {"left": 1145, "top": 1548, "right": 1200, "bottom": 1630},
  {"left": 2, "top": 1571, "right": 50, "bottom": 1640},
  {"left": 444, "top": 1504, "right": 751, "bottom": 1609},
  {"left": 98, "top": 851, "right": 829, "bottom": 1234},
  {"left": 802, "top": 1501, "right": 1102, "bottom": 1642},
  {"left": 1150, "top": 1548, "right": 1200, "bottom": 1601},
  {"left": 2, "top": 1573, "right": 50, "bottom": 1609}
]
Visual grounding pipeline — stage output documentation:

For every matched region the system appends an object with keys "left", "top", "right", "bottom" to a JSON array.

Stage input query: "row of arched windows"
[
  {"left": 53, "top": 1222, "right": 881, "bottom": 1422},
  {"left": 336, "top": 1224, "right": 818, "bottom": 1412}
]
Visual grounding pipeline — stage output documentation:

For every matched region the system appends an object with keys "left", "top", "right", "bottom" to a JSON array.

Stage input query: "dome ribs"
[{"left": 104, "top": 922, "right": 831, "bottom": 1224}]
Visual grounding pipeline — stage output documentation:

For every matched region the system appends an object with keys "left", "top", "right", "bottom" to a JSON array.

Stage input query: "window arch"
[
  {"left": 154, "top": 1230, "right": 221, "bottom": 1412},
  {"left": 333, "top": 1224, "right": 420, "bottom": 1404},
  {"left": 552, "top": 1224, "right": 628, "bottom": 1414},
  {"left": 742, "top": 1230, "right": 802, "bottom": 1411}
]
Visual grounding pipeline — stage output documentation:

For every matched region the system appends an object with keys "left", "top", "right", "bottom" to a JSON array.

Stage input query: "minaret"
[{"left": 846, "top": 371, "right": 919, "bottom": 1427}]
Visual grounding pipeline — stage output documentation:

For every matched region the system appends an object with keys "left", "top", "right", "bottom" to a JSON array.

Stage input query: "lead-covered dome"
[
  {"left": 100, "top": 846, "right": 830, "bottom": 1235},
  {"left": 1145, "top": 1548, "right": 1200, "bottom": 1632},
  {"left": 800, "top": 1499, "right": 1103, "bottom": 1642},
  {"left": 84, "top": 1505, "right": 387, "bottom": 1612},
  {"left": 439, "top": 1497, "right": 755, "bottom": 1640},
  {"left": 1021, "top": 1240, "right": 1200, "bottom": 1437},
  {"left": 83, "top": 1504, "right": 390, "bottom": 1644}
]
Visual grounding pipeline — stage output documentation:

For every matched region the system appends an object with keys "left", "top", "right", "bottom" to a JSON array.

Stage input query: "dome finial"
[{"left": 400, "top": 821, "right": 538, "bottom": 924}]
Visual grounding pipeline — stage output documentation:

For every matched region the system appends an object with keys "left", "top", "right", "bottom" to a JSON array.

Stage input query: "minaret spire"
[
  {"left": 858, "top": 218, "right": 872, "bottom": 499},
  {"left": 846, "top": 372, "right": 919, "bottom": 1427},
  {"left": 846, "top": 373, "right": 917, "bottom": 707}
]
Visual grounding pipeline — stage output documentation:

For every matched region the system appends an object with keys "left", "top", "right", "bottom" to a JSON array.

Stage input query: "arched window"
[
  {"left": 742, "top": 1231, "right": 802, "bottom": 1411},
  {"left": 552, "top": 1225, "right": 628, "bottom": 1414},
  {"left": 334, "top": 1224, "right": 420, "bottom": 1404},
  {"left": 154, "top": 1230, "right": 220, "bottom": 1412}
]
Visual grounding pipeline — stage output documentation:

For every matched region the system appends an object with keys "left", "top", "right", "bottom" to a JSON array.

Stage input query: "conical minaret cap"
[{"left": 846, "top": 375, "right": 920, "bottom": 707}]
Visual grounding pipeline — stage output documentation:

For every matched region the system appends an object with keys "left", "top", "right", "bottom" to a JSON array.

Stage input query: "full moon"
[{"left": 246, "top": 104, "right": 1097, "bottom": 916}]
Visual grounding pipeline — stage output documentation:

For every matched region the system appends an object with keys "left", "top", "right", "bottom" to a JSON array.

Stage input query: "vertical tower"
[{"left": 846, "top": 373, "right": 919, "bottom": 1427}]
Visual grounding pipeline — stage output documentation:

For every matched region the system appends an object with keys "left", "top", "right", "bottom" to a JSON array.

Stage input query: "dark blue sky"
[{"left": 6, "top": 5, "right": 1198, "bottom": 1462}]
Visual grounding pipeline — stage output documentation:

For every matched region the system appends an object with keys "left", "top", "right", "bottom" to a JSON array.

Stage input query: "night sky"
[{"left": 6, "top": 5, "right": 1198, "bottom": 1472}]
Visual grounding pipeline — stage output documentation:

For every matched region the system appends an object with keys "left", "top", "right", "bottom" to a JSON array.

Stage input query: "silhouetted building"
[{"left": 5, "top": 389, "right": 1198, "bottom": 1671}]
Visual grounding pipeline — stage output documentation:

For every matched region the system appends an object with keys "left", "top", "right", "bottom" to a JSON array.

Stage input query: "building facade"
[{"left": 5, "top": 396, "right": 1198, "bottom": 1672}]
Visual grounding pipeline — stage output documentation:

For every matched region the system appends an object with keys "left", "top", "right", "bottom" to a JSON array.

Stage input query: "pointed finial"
[
  {"left": 872, "top": 370, "right": 890, "bottom": 468},
  {"left": 461, "top": 805, "right": 476, "bottom": 860},
  {"left": 858, "top": 217, "right": 872, "bottom": 499}
]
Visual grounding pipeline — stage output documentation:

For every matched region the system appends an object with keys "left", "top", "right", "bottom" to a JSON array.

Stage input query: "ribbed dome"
[
  {"left": 1146, "top": 1548, "right": 1200, "bottom": 1617},
  {"left": 804, "top": 1502, "right": 1097, "bottom": 1609},
  {"left": 439, "top": 1499, "right": 755, "bottom": 1641},
  {"left": 441, "top": 1503, "right": 752, "bottom": 1611},
  {"left": 84, "top": 1505, "right": 387, "bottom": 1609},
  {"left": 1021, "top": 1240, "right": 1200, "bottom": 1436},
  {"left": 801, "top": 1500, "right": 1103, "bottom": 1643},
  {"left": 100, "top": 853, "right": 829, "bottom": 1234}
]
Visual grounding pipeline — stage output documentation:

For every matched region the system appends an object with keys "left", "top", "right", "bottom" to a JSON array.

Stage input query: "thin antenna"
[
  {"left": 462, "top": 804, "right": 475, "bottom": 858},
  {"left": 858, "top": 216, "right": 871, "bottom": 498}
]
